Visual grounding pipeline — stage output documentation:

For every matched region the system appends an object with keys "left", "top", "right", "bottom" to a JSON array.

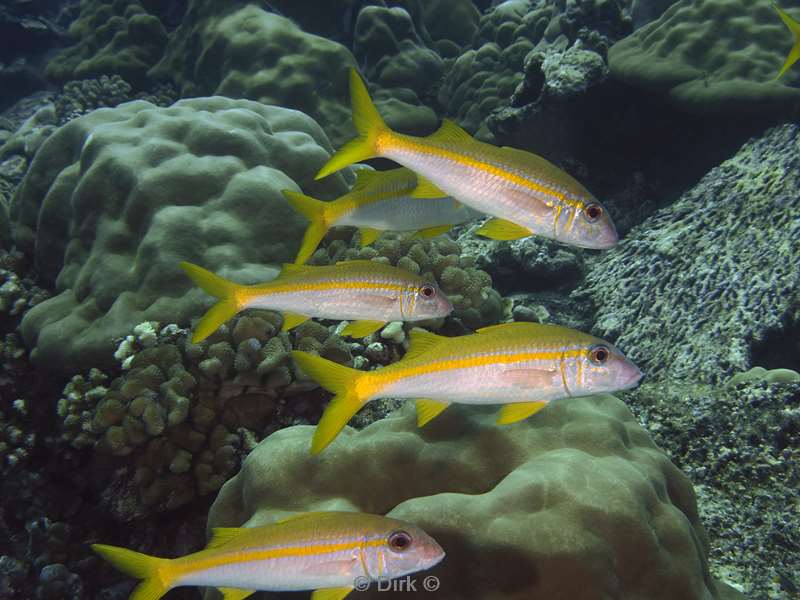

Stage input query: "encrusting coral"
[{"left": 207, "top": 395, "right": 744, "bottom": 600}]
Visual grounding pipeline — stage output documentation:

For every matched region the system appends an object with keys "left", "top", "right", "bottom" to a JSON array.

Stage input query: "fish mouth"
[{"left": 616, "top": 362, "right": 644, "bottom": 390}]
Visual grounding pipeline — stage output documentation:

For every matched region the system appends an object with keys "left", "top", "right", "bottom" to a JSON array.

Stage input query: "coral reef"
[
  {"left": 307, "top": 231, "right": 503, "bottom": 331},
  {"left": 575, "top": 123, "right": 800, "bottom": 384},
  {"left": 626, "top": 369, "right": 800, "bottom": 598},
  {"left": 206, "top": 395, "right": 743, "bottom": 600},
  {"left": 609, "top": 0, "right": 800, "bottom": 115},
  {"left": 44, "top": 0, "right": 167, "bottom": 88},
  {"left": 10, "top": 96, "right": 352, "bottom": 373}
]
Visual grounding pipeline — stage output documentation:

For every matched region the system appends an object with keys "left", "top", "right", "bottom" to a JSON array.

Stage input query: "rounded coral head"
[{"left": 360, "top": 514, "right": 445, "bottom": 581}]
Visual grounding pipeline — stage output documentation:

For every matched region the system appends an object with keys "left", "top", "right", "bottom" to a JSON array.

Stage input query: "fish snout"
[
  {"left": 590, "top": 222, "right": 619, "bottom": 250},
  {"left": 615, "top": 359, "right": 643, "bottom": 390},
  {"left": 419, "top": 536, "right": 446, "bottom": 567}
]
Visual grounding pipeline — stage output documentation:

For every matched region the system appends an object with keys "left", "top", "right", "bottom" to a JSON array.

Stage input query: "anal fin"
[
  {"left": 496, "top": 401, "right": 548, "bottom": 425},
  {"left": 359, "top": 227, "right": 382, "bottom": 246},
  {"left": 282, "top": 311, "right": 311, "bottom": 332},
  {"left": 413, "top": 224, "right": 452, "bottom": 239},
  {"left": 340, "top": 320, "right": 385, "bottom": 338},
  {"left": 219, "top": 588, "right": 255, "bottom": 600},
  {"left": 476, "top": 218, "right": 532, "bottom": 241},
  {"left": 416, "top": 399, "right": 451, "bottom": 426},
  {"left": 311, "top": 587, "right": 353, "bottom": 600}
]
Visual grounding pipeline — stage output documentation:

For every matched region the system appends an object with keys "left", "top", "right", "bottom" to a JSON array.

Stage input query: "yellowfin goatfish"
[
  {"left": 283, "top": 167, "right": 481, "bottom": 265},
  {"left": 775, "top": 3, "right": 800, "bottom": 78},
  {"left": 292, "top": 322, "right": 642, "bottom": 454},
  {"left": 316, "top": 69, "right": 618, "bottom": 250},
  {"left": 180, "top": 260, "right": 452, "bottom": 343},
  {"left": 92, "top": 511, "right": 445, "bottom": 600}
]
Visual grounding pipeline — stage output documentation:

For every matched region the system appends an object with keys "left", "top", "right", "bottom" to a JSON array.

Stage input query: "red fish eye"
[
  {"left": 583, "top": 203, "right": 603, "bottom": 222},
  {"left": 420, "top": 285, "right": 435, "bottom": 298},
  {"left": 388, "top": 530, "right": 412, "bottom": 552},
  {"left": 590, "top": 345, "right": 609, "bottom": 365}
]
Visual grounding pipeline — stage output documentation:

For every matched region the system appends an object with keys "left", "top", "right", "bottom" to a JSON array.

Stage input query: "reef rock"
[
  {"left": 208, "top": 394, "right": 740, "bottom": 600},
  {"left": 575, "top": 123, "right": 800, "bottom": 383},
  {"left": 11, "top": 97, "right": 352, "bottom": 373}
]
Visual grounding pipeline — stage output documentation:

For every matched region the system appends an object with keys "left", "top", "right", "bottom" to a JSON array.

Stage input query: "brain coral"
[
  {"left": 609, "top": 0, "right": 800, "bottom": 115},
  {"left": 10, "top": 97, "right": 352, "bottom": 373},
  {"left": 574, "top": 123, "right": 800, "bottom": 384},
  {"left": 207, "top": 395, "right": 738, "bottom": 600}
]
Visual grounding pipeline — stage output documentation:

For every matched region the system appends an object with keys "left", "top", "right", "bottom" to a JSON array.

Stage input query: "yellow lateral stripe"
[
  {"left": 179, "top": 538, "right": 386, "bottom": 575},
  {"left": 389, "top": 136, "right": 581, "bottom": 208},
  {"left": 371, "top": 348, "right": 585, "bottom": 394},
  {"left": 237, "top": 280, "right": 408, "bottom": 303}
]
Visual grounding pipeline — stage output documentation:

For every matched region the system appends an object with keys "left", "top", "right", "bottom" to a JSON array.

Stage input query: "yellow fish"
[
  {"left": 92, "top": 511, "right": 445, "bottom": 600},
  {"left": 292, "top": 322, "right": 643, "bottom": 454},
  {"left": 316, "top": 69, "right": 618, "bottom": 250},
  {"left": 180, "top": 260, "right": 452, "bottom": 343},
  {"left": 283, "top": 167, "right": 481, "bottom": 265},
  {"left": 775, "top": 3, "right": 800, "bottom": 78}
]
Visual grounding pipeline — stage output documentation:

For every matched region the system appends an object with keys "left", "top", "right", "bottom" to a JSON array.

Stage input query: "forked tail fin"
[
  {"left": 291, "top": 351, "right": 367, "bottom": 454},
  {"left": 91, "top": 544, "right": 172, "bottom": 600},
  {"left": 316, "top": 69, "right": 389, "bottom": 179},
  {"left": 282, "top": 190, "right": 331, "bottom": 265},
  {"left": 180, "top": 262, "right": 244, "bottom": 343}
]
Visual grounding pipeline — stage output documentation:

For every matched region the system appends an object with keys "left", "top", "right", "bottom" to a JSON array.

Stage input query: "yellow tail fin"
[
  {"left": 291, "top": 351, "right": 366, "bottom": 454},
  {"left": 316, "top": 69, "right": 389, "bottom": 180},
  {"left": 91, "top": 544, "right": 171, "bottom": 600},
  {"left": 775, "top": 4, "right": 800, "bottom": 78},
  {"left": 180, "top": 261, "right": 243, "bottom": 343},
  {"left": 283, "top": 190, "right": 331, "bottom": 265}
]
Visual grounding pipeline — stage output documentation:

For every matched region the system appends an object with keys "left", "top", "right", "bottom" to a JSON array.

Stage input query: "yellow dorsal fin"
[
  {"left": 497, "top": 401, "right": 548, "bottom": 425},
  {"left": 333, "top": 259, "right": 381, "bottom": 267},
  {"left": 411, "top": 175, "right": 447, "bottom": 199},
  {"left": 311, "top": 587, "right": 353, "bottom": 600},
  {"left": 775, "top": 4, "right": 800, "bottom": 78},
  {"left": 428, "top": 118, "right": 474, "bottom": 145},
  {"left": 281, "top": 312, "right": 310, "bottom": 332},
  {"left": 416, "top": 399, "right": 451, "bottom": 427},
  {"left": 475, "top": 322, "right": 518, "bottom": 334},
  {"left": 351, "top": 168, "right": 379, "bottom": 192},
  {"left": 219, "top": 588, "right": 255, "bottom": 600},
  {"left": 359, "top": 227, "right": 382, "bottom": 246},
  {"left": 405, "top": 328, "right": 447, "bottom": 360},
  {"left": 272, "top": 512, "right": 325, "bottom": 525},
  {"left": 340, "top": 320, "right": 385, "bottom": 338},
  {"left": 475, "top": 218, "right": 532, "bottom": 241},
  {"left": 413, "top": 224, "right": 452, "bottom": 239},
  {"left": 279, "top": 263, "right": 315, "bottom": 277},
  {"left": 206, "top": 527, "right": 247, "bottom": 549}
]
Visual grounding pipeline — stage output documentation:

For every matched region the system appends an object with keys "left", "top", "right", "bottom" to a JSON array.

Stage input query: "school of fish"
[{"left": 94, "top": 5, "right": 800, "bottom": 589}]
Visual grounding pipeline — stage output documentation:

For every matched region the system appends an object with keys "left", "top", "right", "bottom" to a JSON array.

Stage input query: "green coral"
[
  {"left": 608, "top": 0, "right": 800, "bottom": 115},
  {"left": 207, "top": 395, "right": 742, "bottom": 600}
]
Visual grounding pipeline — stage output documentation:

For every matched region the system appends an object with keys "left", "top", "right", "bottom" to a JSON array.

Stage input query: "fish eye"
[
  {"left": 589, "top": 345, "right": 610, "bottom": 365},
  {"left": 583, "top": 203, "right": 603, "bottom": 223},
  {"left": 388, "top": 530, "right": 412, "bottom": 552},
  {"left": 419, "top": 284, "right": 436, "bottom": 298}
]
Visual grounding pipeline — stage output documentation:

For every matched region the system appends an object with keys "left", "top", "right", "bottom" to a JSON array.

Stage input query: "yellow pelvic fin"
[
  {"left": 290, "top": 351, "right": 365, "bottom": 454},
  {"left": 206, "top": 527, "right": 247, "bottom": 549},
  {"left": 316, "top": 69, "right": 388, "bottom": 179},
  {"left": 359, "top": 227, "right": 382, "bottom": 246},
  {"left": 340, "top": 320, "right": 385, "bottom": 338},
  {"left": 91, "top": 544, "right": 171, "bottom": 600},
  {"left": 219, "top": 589, "right": 255, "bottom": 600},
  {"left": 311, "top": 587, "right": 353, "bottom": 600},
  {"left": 475, "top": 218, "right": 532, "bottom": 241},
  {"left": 496, "top": 401, "right": 548, "bottom": 425},
  {"left": 405, "top": 328, "right": 447, "bottom": 360},
  {"left": 411, "top": 175, "right": 447, "bottom": 199},
  {"left": 281, "top": 311, "right": 311, "bottom": 332},
  {"left": 180, "top": 261, "right": 243, "bottom": 344},
  {"left": 775, "top": 4, "right": 800, "bottom": 78},
  {"left": 416, "top": 399, "right": 451, "bottom": 427},
  {"left": 414, "top": 224, "right": 452, "bottom": 239},
  {"left": 282, "top": 189, "right": 330, "bottom": 265}
]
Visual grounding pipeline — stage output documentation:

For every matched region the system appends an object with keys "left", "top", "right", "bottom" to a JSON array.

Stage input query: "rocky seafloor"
[{"left": 1, "top": 0, "right": 799, "bottom": 599}]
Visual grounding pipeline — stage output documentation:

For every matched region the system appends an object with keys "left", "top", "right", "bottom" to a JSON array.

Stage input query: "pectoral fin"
[
  {"left": 340, "top": 320, "right": 385, "bottom": 338},
  {"left": 475, "top": 218, "right": 532, "bottom": 241},
  {"left": 219, "top": 589, "right": 255, "bottom": 600},
  {"left": 414, "top": 224, "right": 452, "bottom": 239},
  {"left": 281, "top": 311, "right": 311, "bottom": 332},
  {"left": 359, "top": 227, "right": 382, "bottom": 246},
  {"left": 311, "top": 586, "right": 354, "bottom": 600},
  {"left": 496, "top": 401, "right": 548, "bottom": 425},
  {"left": 416, "top": 398, "right": 451, "bottom": 426},
  {"left": 502, "top": 367, "right": 556, "bottom": 389}
]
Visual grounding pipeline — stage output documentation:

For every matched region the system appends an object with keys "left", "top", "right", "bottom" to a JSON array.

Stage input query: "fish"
[
  {"left": 180, "top": 260, "right": 453, "bottom": 343},
  {"left": 292, "top": 321, "right": 643, "bottom": 454},
  {"left": 283, "top": 167, "right": 482, "bottom": 265},
  {"left": 91, "top": 511, "right": 445, "bottom": 600},
  {"left": 315, "top": 68, "right": 618, "bottom": 250},
  {"left": 775, "top": 3, "right": 800, "bottom": 78}
]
